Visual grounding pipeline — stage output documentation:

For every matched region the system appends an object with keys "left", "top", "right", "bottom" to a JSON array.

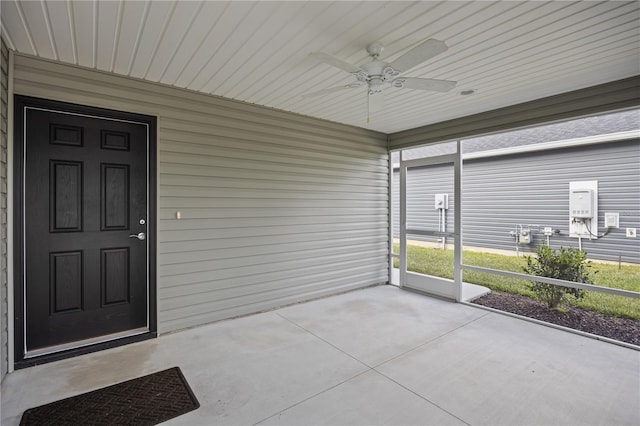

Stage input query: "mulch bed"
[{"left": 471, "top": 291, "right": 640, "bottom": 346}]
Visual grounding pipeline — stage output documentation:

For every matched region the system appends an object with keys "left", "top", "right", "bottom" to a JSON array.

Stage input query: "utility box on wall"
[
  {"left": 434, "top": 193, "right": 449, "bottom": 210},
  {"left": 604, "top": 212, "right": 619, "bottom": 228},
  {"left": 569, "top": 180, "right": 598, "bottom": 238},
  {"left": 570, "top": 189, "right": 593, "bottom": 219}
]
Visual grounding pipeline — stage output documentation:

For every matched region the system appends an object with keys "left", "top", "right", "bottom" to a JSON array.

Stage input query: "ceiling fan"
[{"left": 304, "top": 39, "right": 457, "bottom": 122}]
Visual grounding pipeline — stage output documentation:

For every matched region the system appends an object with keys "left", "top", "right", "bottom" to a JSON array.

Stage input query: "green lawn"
[{"left": 394, "top": 244, "right": 640, "bottom": 319}]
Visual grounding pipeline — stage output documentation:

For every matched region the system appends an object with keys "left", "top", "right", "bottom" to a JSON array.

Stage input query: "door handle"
[{"left": 129, "top": 232, "right": 146, "bottom": 241}]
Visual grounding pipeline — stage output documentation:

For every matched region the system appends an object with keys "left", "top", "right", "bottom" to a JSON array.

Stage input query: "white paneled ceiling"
[{"left": 1, "top": 1, "right": 639, "bottom": 133}]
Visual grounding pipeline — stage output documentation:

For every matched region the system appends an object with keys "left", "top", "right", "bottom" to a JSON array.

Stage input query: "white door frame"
[
  {"left": 399, "top": 142, "right": 462, "bottom": 301},
  {"left": 11, "top": 95, "right": 158, "bottom": 369}
]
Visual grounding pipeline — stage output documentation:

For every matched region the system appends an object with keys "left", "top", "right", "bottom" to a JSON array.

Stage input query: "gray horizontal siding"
[
  {"left": 406, "top": 164, "right": 455, "bottom": 237},
  {"left": 463, "top": 140, "right": 640, "bottom": 262},
  {"left": 13, "top": 54, "right": 389, "bottom": 333},
  {"left": 393, "top": 140, "right": 640, "bottom": 263}
]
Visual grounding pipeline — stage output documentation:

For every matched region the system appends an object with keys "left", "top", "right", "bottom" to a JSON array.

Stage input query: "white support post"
[
  {"left": 399, "top": 160, "right": 407, "bottom": 287},
  {"left": 453, "top": 140, "right": 462, "bottom": 302},
  {"left": 388, "top": 152, "right": 394, "bottom": 285},
  {"left": 7, "top": 49, "right": 15, "bottom": 372}
]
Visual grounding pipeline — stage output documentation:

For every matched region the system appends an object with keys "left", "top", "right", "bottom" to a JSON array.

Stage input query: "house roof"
[
  {"left": 398, "top": 108, "right": 640, "bottom": 161},
  {"left": 1, "top": 1, "right": 639, "bottom": 134},
  {"left": 462, "top": 109, "right": 640, "bottom": 152}
]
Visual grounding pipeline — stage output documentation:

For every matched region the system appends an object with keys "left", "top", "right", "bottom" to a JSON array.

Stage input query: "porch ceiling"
[{"left": 1, "top": 1, "right": 638, "bottom": 134}]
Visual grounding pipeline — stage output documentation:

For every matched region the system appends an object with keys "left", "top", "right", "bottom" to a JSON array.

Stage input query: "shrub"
[{"left": 524, "top": 246, "right": 595, "bottom": 309}]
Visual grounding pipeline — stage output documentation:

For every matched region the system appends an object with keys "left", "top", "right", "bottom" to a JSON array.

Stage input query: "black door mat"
[{"left": 20, "top": 366, "right": 200, "bottom": 426}]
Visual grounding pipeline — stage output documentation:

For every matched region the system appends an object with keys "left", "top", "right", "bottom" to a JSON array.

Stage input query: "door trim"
[{"left": 13, "top": 96, "right": 157, "bottom": 368}]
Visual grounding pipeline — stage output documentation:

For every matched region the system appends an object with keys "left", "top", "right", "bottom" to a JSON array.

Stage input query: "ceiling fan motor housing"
[
  {"left": 359, "top": 61, "right": 399, "bottom": 80},
  {"left": 368, "top": 77, "right": 384, "bottom": 94}
]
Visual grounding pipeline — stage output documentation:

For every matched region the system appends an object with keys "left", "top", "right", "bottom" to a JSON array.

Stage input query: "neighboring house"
[{"left": 392, "top": 110, "right": 640, "bottom": 263}]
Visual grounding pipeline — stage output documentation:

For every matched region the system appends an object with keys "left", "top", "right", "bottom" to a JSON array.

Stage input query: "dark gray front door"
[{"left": 21, "top": 100, "right": 151, "bottom": 355}]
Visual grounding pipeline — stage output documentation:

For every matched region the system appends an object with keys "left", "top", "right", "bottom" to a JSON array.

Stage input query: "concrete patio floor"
[{"left": 2, "top": 285, "right": 639, "bottom": 425}]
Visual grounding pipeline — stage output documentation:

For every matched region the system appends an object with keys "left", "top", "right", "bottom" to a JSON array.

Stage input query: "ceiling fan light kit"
[{"left": 306, "top": 38, "right": 458, "bottom": 122}]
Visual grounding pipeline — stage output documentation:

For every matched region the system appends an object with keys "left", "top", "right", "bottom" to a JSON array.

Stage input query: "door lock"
[{"left": 128, "top": 232, "right": 146, "bottom": 241}]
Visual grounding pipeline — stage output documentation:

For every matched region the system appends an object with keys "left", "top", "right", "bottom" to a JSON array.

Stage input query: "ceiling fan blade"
[
  {"left": 395, "top": 77, "right": 457, "bottom": 92},
  {"left": 309, "top": 52, "right": 361, "bottom": 74},
  {"left": 389, "top": 39, "right": 448, "bottom": 72},
  {"left": 302, "top": 83, "right": 363, "bottom": 98}
]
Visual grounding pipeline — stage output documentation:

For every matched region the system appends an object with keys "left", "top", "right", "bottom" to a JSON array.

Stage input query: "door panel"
[
  {"left": 102, "top": 164, "right": 130, "bottom": 230},
  {"left": 23, "top": 106, "right": 149, "bottom": 353}
]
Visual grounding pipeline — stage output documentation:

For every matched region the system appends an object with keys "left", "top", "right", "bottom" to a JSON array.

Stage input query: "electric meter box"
[
  {"left": 434, "top": 193, "right": 449, "bottom": 210},
  {"left": 519, "top": 228, "right": 531, "bottom": 244},
  {"left": 570, "top": 189, "right": 593, "bottom": 219}
]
